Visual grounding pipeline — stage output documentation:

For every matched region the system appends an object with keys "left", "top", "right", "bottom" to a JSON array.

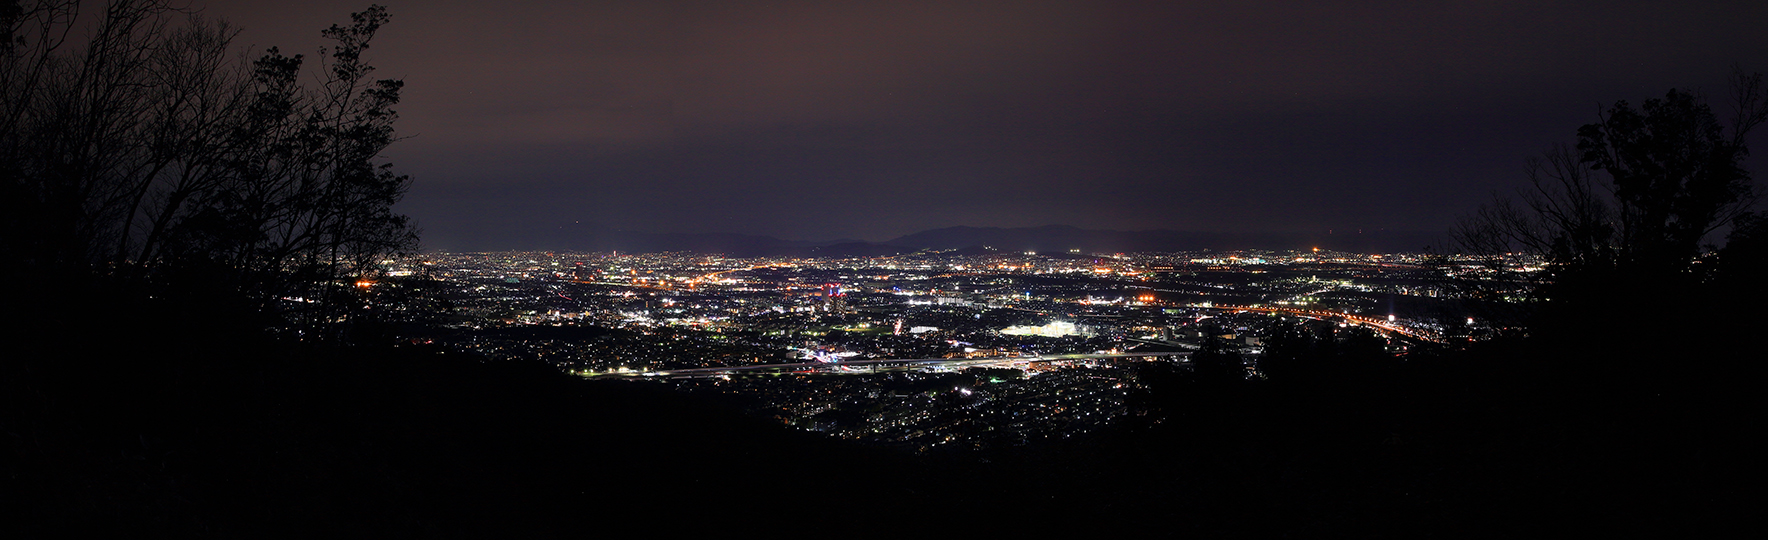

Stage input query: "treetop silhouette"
[
  {"left": 1, "top": 1, "right": 414, "bottom": 339},
  {"left": 1457, "top": 70, "right": 1767, "bottom": 313}
]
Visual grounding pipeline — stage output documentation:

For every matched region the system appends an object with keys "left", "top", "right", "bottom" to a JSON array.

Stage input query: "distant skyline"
[{"left": 194, "top": 1, "right": 1768, "bottom": 251}]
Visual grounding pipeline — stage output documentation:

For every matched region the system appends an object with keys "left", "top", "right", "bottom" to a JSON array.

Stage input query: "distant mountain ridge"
[
  {"left": 885, "top": 225, "right": 1446, "bottom": 254},
  {"left": 454, "top": 224, "right": 1445, "bottom": 256}
]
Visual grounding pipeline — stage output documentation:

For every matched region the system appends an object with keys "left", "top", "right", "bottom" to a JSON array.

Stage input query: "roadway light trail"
[
  {"left": 1208, "top": 305, "right": 1443, "bottom": 343},
  {"left": 580, "top": 351, "right": 1191, "bottom": 379}
]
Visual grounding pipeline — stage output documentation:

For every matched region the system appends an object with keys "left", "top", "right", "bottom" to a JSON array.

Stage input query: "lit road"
[
  {"left": 579, "top": 351, "right": 1191, "bottom": 379},
  {"left": 1207, "top": 304, "right": 1443, "bottom": 343}
]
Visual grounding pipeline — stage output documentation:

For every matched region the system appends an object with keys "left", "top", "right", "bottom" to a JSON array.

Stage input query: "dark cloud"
[{"left": 195, "top": 1, "right": 1768, "bottom": 250}]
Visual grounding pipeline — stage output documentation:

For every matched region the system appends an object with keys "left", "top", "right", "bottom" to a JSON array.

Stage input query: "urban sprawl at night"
[{"left": 359, "top": 248, "right": 1531, "bottom": 451}]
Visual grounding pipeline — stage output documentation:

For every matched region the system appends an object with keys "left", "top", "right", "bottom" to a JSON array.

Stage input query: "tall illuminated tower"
[{"left": 822, "top": 283, "right": 847, "bottom": 313}]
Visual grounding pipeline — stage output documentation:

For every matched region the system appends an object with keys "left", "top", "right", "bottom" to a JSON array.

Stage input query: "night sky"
[{"left": 196, "top": 1, "right": 1768, "bottom": 251}]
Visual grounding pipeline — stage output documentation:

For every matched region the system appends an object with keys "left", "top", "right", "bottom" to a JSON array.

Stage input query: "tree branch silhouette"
[{"left": 0, "top": 1, "right": 415, "bottom": 341}]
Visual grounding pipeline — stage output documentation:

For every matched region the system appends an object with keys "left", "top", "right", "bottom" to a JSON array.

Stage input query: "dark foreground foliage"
[{"left": 6, "top": 282, "right": 1760, "bottom": 538}]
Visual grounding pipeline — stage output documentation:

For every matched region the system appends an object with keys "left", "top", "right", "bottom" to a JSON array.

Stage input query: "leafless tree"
[
  {"left": 1456, "top": 69, "right": 1767, "bottom": 293},
  {"left": 1, "top": 1, "right": 415, "bottom": 339}
]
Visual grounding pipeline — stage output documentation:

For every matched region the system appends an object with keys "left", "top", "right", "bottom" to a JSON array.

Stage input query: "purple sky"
[{"left": 194, "top": 1, "right": 1768, "bottom": 250}]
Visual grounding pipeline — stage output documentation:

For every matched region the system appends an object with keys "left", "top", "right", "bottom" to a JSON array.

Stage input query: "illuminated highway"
[
  {"left": 1207, "top": 304, "right": 1443, "bottom": 343},
  {"left": 580, "top": 351, "right": 1191, "bottom": 379}
]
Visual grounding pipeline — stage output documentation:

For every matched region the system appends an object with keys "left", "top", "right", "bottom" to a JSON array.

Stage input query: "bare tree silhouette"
[
  {"left": 1, "top": 1, "right": 415, "bottom": 339},
  {"left": 1456, "top": 70, "right": 1767, "bottom": 314}
]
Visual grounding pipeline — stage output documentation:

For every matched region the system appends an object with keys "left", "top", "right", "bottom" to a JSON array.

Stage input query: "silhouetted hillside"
[
  {"left": 886, "top": 225, "right": 1447, "bottom": 253},
  {"left": 3, "top": 308, "right": 929, "bottom": 536},
  {"left": 802, "top": 241, "right": 912, "bottom": 257},
  {"left": 447, "top": 224, "right": 1445, "bottom": 256},
  {"left": 8, "top": 288, "right": 1757, "bottom": 537}
]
